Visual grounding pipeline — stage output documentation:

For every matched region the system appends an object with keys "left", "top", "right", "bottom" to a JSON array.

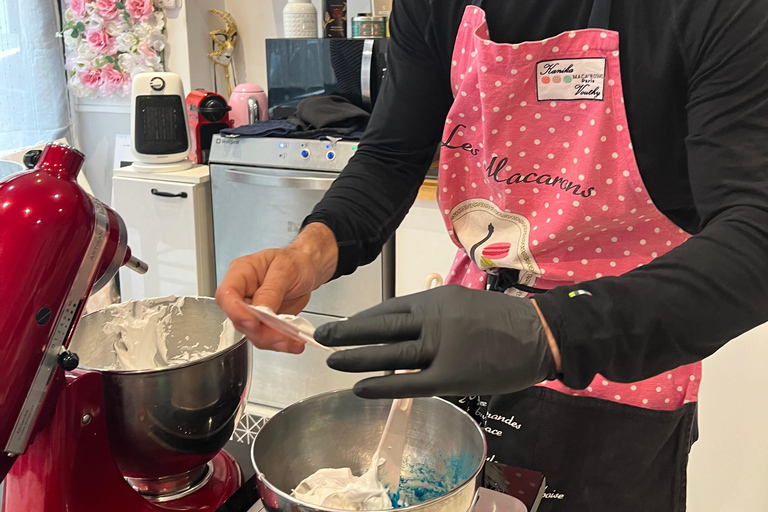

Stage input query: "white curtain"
[{"left": 0, "top": 0, "right": 70, "bottom": 155}]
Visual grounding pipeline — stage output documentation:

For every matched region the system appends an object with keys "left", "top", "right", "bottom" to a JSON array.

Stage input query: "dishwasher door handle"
[{"left": 224, "top": 169, "right": 336, "bottom": 191}]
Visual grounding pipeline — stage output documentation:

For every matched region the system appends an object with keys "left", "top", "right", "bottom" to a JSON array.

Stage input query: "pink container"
[{"left": 229, "top": 83, "right": 268, "bottom": 127}]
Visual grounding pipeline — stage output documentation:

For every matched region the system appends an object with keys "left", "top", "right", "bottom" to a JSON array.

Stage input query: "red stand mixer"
[{"left": 0, "top": 143, "right": 248, "bottom": 511}]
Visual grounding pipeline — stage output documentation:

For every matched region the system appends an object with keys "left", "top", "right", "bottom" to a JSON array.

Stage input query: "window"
[{"left": 0, "top": 0, "right": 70, "bottom": 155}]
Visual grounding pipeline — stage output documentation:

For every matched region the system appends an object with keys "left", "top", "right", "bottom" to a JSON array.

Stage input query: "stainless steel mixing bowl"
[
  {"left": 68, "top": 296, "right": 251, "bottom": 494},
  {"left": 251, "top": 390, "right": 486, "bottom": 512}
]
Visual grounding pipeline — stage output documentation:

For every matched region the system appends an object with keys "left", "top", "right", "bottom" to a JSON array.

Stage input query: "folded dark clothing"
[
  {"left": 285, "top": 127, "right": 365, "bottom": 140},
  {"left": 220, "top": 95, "right": 369, "bottom": 140},
  {"left": 219, "top": 123, "right": 364, "bottom": 141},
  {"left": 220, "top": 120, "right": 297, "bottom": 138},
  {"left": 289, "top": 95, "right": 370, "bottom": 131}
]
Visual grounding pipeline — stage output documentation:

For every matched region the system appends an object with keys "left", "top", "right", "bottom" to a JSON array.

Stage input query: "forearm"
[
  {"left": 535, "top": 206, "right": 768, "bottom": 389},
  {"left": 303, "top": 149, "right": 433, "bottom": 278},
  {"left": 302, "top": 0, "right": 452, "bottom": 278},
  {"left": 290, "top": 222, "right": 339, "bottom": 288}
]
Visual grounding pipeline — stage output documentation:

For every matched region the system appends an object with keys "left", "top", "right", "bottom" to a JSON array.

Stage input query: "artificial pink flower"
[
  {"left": 69, "top": 0, "right": 89, "bottom": 19},
  {"left": 95, "top": 0, "right": 119, "bottom": 20},
  {"left": 100, "top": 66, "right": 126, "bottom": 96},
  {"left": 124, "top": 0, "right": 153, "bottom": 22},
  {"left": 136, "top": 39, "right": 155, "bottom": 59},
  {"left": 79, "top": 68, "right": 103, "bottom": 89},
  {"left": 86, "top": 28, "right": 116, "bottom": 54}
]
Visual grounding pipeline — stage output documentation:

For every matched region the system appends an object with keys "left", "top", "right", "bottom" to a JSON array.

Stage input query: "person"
[{"left": 216, "top": 1, "right": 768, "bottom": 510}]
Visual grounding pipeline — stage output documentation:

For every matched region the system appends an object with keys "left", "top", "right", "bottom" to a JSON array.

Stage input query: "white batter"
[
  {"left": 100, "top": 296, "right": 237, "bottom": 371},
  {"left": 292, "top": 454, "right": 393, "bottom": 511}
]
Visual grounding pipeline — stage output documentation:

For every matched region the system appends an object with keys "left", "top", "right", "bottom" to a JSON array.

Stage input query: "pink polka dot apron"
[{"left": 439, "top": 1, "right": 698, "bottom": 510}]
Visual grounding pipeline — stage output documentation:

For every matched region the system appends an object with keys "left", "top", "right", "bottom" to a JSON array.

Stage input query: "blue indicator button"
[
  {"left": 326, "top": 151, "right": 336, "bottom": 161},
  {"left": 300, "top": 149, "right": 310, "bottom": 159}
]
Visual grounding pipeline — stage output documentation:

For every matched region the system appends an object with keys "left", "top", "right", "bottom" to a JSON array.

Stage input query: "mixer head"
[{"left": 0, "top": 142, "right": 147, "bottom": 479}]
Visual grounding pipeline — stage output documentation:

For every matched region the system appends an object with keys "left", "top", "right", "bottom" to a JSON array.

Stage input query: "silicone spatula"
[
  {"left": 374, "top": 387, "right": 414, "bottom": 494},
  {"left": 374, "top": 273, "right": 443, "bottom": 494},
  {"left": 246, "top": 305, "right": 338, "bottom": 352}
]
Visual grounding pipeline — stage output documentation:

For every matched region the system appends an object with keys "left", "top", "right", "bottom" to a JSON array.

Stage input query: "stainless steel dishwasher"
[{"left": 209, "top": 135, "right": 392, "bottom": 409}]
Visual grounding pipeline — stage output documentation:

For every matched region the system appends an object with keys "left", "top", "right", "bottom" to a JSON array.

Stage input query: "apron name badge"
[{"left": 536, "top": 58, "right": 606, "bottom": 101}]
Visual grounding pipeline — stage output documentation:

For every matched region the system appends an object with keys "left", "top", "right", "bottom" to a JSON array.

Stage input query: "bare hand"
[{"left": 215, "top": 223, "right": 338, "bottom": 353}]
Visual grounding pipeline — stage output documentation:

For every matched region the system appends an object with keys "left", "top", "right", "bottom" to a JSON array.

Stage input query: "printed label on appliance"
[{"left": 536, "top": 58, "right": 606, "bottom": 101}]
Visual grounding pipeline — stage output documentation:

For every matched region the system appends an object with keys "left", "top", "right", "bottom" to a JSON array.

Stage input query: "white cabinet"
[
  {"left": 395, "top": 182, "right": 459, "bottom": 296},
  {"left": 112, "top": 165, "right": 215, "bottom": 301}
]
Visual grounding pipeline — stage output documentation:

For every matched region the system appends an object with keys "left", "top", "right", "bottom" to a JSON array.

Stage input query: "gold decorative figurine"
[{"left": 208, "top": 9, "right": 238, "bottom": 96}]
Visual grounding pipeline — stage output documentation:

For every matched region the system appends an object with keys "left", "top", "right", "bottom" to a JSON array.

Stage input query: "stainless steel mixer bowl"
[
  {"left": 251, "top": 390, "right": 486, "bottom": 512},
  {"left": 68, "top": 296, "right": 251, "bottom": 486}
]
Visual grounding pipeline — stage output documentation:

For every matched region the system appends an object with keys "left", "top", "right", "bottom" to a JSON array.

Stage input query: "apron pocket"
[{"left": 484, "top": 387, "right": 695, "bottom": 512}]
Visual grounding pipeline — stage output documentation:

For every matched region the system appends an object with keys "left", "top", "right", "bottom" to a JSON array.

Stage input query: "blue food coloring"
[{"left": 388, "top": 453, "right": 477, "bottom": 508}]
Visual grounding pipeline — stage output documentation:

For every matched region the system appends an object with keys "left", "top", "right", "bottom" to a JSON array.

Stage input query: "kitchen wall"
[
  {"left": 226, "top": 0, "right": 371, "bottom": 89},
  {"left": 687, "top": 323, "right": 768, "bottom": 511}
]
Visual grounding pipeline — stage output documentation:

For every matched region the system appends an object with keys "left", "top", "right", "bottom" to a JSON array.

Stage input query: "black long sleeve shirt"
[{"left": 304, "top": 0, "right": 768, "bottom": 389}]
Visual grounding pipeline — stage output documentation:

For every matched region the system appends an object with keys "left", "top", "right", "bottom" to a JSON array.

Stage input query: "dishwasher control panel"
[{"left": 209, "top": 136, "right": 359, "bottom": 171}]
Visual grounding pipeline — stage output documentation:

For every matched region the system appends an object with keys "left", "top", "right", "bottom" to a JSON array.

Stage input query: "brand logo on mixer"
[
  {"left": 216, "top": 138, "right": 239, "bottom": 145},
  {"left": 536, "top": 58, "right": 605, "bottom": 101}
]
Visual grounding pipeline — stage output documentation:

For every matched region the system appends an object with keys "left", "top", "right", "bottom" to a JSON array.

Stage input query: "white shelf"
[{"left": 74, "top": 96, "right": 131, "bottom": 114}]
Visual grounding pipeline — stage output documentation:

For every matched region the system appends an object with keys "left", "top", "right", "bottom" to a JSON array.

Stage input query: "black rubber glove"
[{"left": 315, "top": 285, "right": 558, "bottom": 399}]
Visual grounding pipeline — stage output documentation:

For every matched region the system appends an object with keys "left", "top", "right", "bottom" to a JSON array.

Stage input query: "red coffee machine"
[
  {"left": 186, "top": 90, "right": 233, "bottom": 164},
  {"left": 0, "top": 143, "right": 242, "bottom": 511}
]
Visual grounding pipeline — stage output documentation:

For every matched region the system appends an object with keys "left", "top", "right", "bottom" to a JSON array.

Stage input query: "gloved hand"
[{"left": 315, "top": 285, "right": 558, "bottom": 399}]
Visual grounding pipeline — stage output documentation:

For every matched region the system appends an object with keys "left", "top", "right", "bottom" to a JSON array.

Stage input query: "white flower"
[
  {"left": 133, "top": 22, "right": 152, "bottom": 39},
  {"left": 118, "top": 53, "right": 135, "bottom": 74},
  {"left": 148, "top": 32, "right": 166, "bottom": 52},
  {"left": 77, "top": 42, "right": 98, "bottom": 61},
  {"left": 117, "top": 32, "right": 140, "bottom": 52},
  {"left": 86, "top": 9, "right": 105, "bottom": 29},
  {"left": 70, "top": 56, "right": 91, "bottom": 73},
  {"left": 132, "top": 52, "right": 148, "bottom": 67},
  {"left": 64, "top": 8, "right": 76, "bottom": 23},
  {"left": 130, "top": 64, "right": 154, "bottom": 77},
  {"left": 152, "top": 11, "right": 165, "bottom": 31},
  {"left": 93, "top": 55, "right": 109, "bottom": 68},
  {"left": 63, "top": 29, "right": 79, "bottom": 48},
  {"left": 144, "top": 54, "right": 161, "bottom": 68},
  {"left": 105, "top": 21, "right": 129, "bottom": 37}
]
